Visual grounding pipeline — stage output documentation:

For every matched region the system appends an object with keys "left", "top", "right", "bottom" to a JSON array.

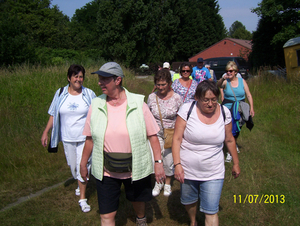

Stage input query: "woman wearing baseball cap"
[{"left": 80, "top": 62, "right": 165, "bottom": 226}]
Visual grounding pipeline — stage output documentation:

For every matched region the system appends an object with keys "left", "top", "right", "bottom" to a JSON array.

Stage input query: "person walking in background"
[
  {"left": 147, "top": 69, "right": 183, "bottom": 197},
  {"left": 172, "top": 62, "right": 198, "bottom": 103},
  {"left": 163, "top": 62, "right": 175, "bottom": 81},
  {"left": 41, "top": 64, "right": 96, "bottom": 213},
  {"left": 220, "top": 70, "right": 242, "bottom": 102},
  {"left": 217, "top": 61, "right": 254, "bottom": 162},
  {"left": 191, "top": 58, "right": 212, "bottom": 84},
  {"left": 172, "top": 80, "right": 240, "bottom": 226},
  {"left": 80, "top": 62, "right": 165, "bottom": 226},
  {"left": 205, "top": 64, "right": 217, "bottom": 83}
]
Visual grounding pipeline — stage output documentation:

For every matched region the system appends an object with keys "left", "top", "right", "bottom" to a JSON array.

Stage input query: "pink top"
[{"left": 83, "top": 100, "right": 159, "bottom": 179}]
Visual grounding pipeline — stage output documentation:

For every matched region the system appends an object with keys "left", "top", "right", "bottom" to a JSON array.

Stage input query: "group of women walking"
[{"left": 41, "top": 61, "right": 254, "bottom": 226}]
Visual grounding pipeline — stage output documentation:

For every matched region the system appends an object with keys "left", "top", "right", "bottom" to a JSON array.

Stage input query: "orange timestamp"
[{"left": 233, "top": 194, "right": 285, "bottom": 204}]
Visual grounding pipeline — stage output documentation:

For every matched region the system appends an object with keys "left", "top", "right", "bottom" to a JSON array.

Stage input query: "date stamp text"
[{"left": 233, "top": 194, "right": 285, "bottom": 204}]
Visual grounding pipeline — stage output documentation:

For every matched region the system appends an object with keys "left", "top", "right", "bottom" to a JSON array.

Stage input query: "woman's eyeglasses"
[
  {"left": 201, "top": 98, "right": 218, "bottom": 104},
  {"left": 182, "top": 70, "right": 190, "bottom": 73},
  {"left": 226, "top": 70, "right": 235, "bottom": 73}
]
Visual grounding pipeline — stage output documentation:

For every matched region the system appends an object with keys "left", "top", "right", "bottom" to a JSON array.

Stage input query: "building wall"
[
  {"left": 189, "top": 39, "right": 251, "bottom": 62},
  {"left": 284, "top": 44, "right": 300, "bottom": 79}
]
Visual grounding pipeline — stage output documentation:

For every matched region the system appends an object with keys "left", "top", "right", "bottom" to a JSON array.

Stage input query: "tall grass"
[{"left": 0, "top": 67, "right": 299, "bottom": 225}]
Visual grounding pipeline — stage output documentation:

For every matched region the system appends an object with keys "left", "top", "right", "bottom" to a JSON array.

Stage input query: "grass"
[{"left": 0, "top": 65, "right": 299, "bottom": 225}]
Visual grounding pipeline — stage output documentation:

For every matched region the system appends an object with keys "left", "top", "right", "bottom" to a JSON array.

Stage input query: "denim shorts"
[{"left": 181, "top": 179, "right": 224, "bottom": 214}]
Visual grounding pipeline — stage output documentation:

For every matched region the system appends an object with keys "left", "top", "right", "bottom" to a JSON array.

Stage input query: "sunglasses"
[
  {"left": 182, "top": 70, "right": 191, "bottom": 73},
  {"left": 226, "top": 70, "right": 235, "bottom": 73}
]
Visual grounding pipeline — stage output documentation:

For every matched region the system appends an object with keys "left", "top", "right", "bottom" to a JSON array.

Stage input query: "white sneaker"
[
  {"left": 236, "top": 144, "right": 240, "bottom": 153},
  {"left": 152, "top": 182, "right": 164, "bottom": 197},
  {"left": 225, "top": 153, "right": 232, "bottom": 162},
  {"left": 163, "top": 184, "right": 172, "bottom": 196},
  {"left": 78, "top": 199, "right": 91, "bottom": 213},
  {"left": 75, "top": 187, "right": 80, "bottom": 196},
  {"left": 136, "top": 216, "right": 147, "bottom": 226}
]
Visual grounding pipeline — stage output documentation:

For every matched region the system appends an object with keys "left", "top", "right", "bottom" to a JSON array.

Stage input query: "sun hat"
[
  {"left": 163, "top": 62, "right": 170, "bottom": 69},
  {"left": 91, "top": 62, "right": 124, "bottom": 77},
  {"left": 197, "top": 58, "right": 204, "bottom": 63}
]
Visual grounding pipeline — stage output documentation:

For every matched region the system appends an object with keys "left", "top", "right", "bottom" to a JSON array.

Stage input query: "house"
[
  {"left": 283, "top": 37, "right": 300, "bottom": 79},
  {"left": 188, "top": 38, "right": 252, "bottom": 62}
]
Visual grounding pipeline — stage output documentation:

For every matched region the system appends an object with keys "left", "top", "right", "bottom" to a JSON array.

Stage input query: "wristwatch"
[{"left": 155, "top": 160, "right": 162, "bottom": 163}]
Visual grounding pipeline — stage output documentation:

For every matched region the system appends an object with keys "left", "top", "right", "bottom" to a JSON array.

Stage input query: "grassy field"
[{"left": 0, "top": 64, "right": 299, "bottom": 225}]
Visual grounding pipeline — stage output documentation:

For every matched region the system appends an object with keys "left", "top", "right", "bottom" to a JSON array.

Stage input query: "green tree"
[
  {"left": 69, "top": 0, "right": 100, "bottom": 50},
  {"left": 250, "top": 0, "right": 300, "bottom": 67},
  {"left": 96, "top": 0, "right": 226, "bottom": 67},
  {"left": 0, "top": 0, "right": 72, "bottom": 65},
  {"left": 175, "top": 0, "right": 226, "bottom": 61},
  {"left": 0, "top": 13, "right": 35, "bottom": 65},
  {"left": 228, "top": 21, "right": 252, "bottom": 40}
]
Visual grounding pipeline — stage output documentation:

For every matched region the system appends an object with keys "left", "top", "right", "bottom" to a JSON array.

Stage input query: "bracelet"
[{"left": 174, "top": 163, "right": 181, "bottom": 167}]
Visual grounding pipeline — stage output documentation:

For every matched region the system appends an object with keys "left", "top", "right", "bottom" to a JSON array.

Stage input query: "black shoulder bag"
[{"left": 48, "top": 87, "right": 64, "bottom": 153}]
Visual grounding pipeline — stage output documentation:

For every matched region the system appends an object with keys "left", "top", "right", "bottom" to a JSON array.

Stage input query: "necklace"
[{"left": 109, "top": 92, "right": 123, "bottom": 106}]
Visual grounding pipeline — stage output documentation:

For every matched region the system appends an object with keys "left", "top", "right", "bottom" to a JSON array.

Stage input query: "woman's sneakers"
[
  {"left": 163, "top": 184, "right": 172, "bottom": 196},
  {"left": 152, "top": 182, "right": 172, "bottom": 197},
  {"left": 225, "top": 145, "right": 240, "bottom": 163},
  {"left": 136, "top": 216, "right": 147, "bottom": 226},
  {"left": 75, "top": 187, "right": 80, "bottom": 196},
  {"left": 79, "top": 199, "right": 91, "bottom": 213},
  {"left": 225, "top": 153, "right": 232, "bottom": 162},
  {"left": 236, "top": 144, "right": 240, "bottom": 153},
  {"left": 152, "top": 182, "right": 164, "bottom": 196}
]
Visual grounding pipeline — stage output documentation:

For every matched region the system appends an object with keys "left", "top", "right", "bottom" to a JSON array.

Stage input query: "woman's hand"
[
  {"left": 80, "top": 137, "right": 93, "bottom": 183},
  {"left": 250, "top": 109, "right": 255, "bottom": 117},
  {"left": 174, "top": 164, "right": 184, "bottom": 183},
  {"left": 80, "top": 165, "right": 89, "bottom": 183},
  {"left": 148, "top": 135, "right": 166, "bottom": 183},
  {"left": 41, "top": 132, "right": 48, "bottom": 147},
  {"left": 232, "top": 164, "right": 241, "bottom": 179},
  {"left": 41, "top": 116, "right": 53, "bottom": 147},
  {"left": 154, "top": 163, "right": 166, "bottom": 184}
]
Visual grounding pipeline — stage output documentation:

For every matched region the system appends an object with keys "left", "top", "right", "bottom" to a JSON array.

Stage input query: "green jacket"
[{"left": 90, "top": 88, "right": 153, "bottom": 181}]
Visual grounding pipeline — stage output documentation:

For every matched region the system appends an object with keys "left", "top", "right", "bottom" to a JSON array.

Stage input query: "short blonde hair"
[{"left": 225, "top": 61, "right": 238, "bottom": 72}]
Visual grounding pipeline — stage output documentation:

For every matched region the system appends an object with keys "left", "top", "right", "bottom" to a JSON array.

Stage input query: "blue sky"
[{"left": 51, "top": 0, "right": 261, "bottom": 32}]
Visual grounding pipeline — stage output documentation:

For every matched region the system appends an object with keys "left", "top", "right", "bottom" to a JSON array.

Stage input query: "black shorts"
[{"left": 96, "top": 175, "right": 152, "bottom": 214}]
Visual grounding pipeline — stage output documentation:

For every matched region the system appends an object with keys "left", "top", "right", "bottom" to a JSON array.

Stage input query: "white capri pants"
[
  {"left": 62, "top": 141, "right": 91, "bottom": 182},
  {"left": 158, "top": 136, "right": 174, "bottom": 176}
]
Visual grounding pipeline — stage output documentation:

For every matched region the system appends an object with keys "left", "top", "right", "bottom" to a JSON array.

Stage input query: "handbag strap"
[
  {"left": 227, "top": 81, "right": 238, "bottom": 102},
  {"left": 187, "top": 101, "right": 196, "bottom": 120},
  {"left": 183, "top": 79, "right": 192, "bottom": 102},
  {"left": 221, "top": 105, "right": 225, "bottom": 122},
  {"left": 156, "top": 94, "right": 165, "bottom": 130}
]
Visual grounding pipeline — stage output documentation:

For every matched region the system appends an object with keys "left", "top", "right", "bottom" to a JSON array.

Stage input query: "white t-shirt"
[
  {"left": 177, "top": 102, "right": 231, "bottom": 181},
  {"left": 222, "top": 72, "right": 242, "bottom": 78},
  {"left": 60, "top": 93, "right": 89, "bottom": 142}
]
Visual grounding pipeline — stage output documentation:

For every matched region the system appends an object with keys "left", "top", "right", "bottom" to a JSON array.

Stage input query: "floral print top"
[
  {"left": 171, "top": 79, "right": 198, "bottom": 103},
  {"left": 147, "top": 92, "right": 183, "bottom": 138}
]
